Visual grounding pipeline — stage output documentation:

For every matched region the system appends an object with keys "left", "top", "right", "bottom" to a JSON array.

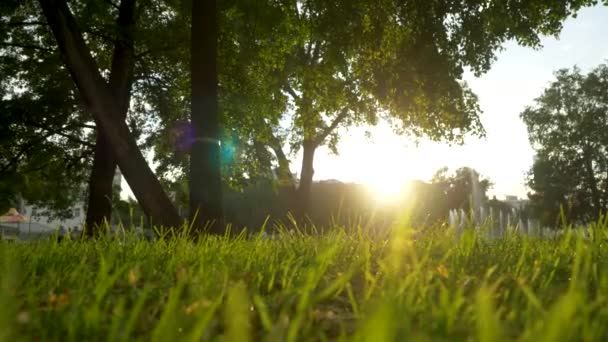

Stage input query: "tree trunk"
[
  {"left": 39, "top": 0, "right": 182, "bottom": 229},
  {"left": 85, "top": 0, "right": 136, "bottom": 235},
  {"left": 189, "top": 0, "right": 223, "bottom": 234},
  {"left": 85, "top": 135, "right": 116, "bottom": 232},
  {"left": 583, "top": 149, "right": 601, "bottom": 219},
  {"left": 604, "top": 169, "right": 608, "bottom": 213},
  {"left": 269, "top": 135, "right": 295, "bottom": 188},
  {"left": 296, "top": 139, "right": 316, "bottom": 216}
]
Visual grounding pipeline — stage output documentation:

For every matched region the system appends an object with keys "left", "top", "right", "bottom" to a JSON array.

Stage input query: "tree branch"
[
  {"left": 315, "top": 108, "right": 349, "bottom": 146},
  {"left": 21, "top": 119, "right": 95, "bottom": 148},
  {"left": 310, "top": 40, "right": 321, "bottom": 65},
  {"left": 0, "top": 131, "right": 55, "bottom": 175},
  {"left": 0, "top": 42, "right": 54, "bottom": 52},
  {"left": 82, "top": 27, "right": 115, "bottom": 43},
  {"left": 43, "top": 126, "right": 95, "bottom": 147},
  {"left": 103, "top": 0, "right": 120, "bottom": 11},
  {"left": 135, "top": 41, "right": 187, "bottom": 60},
  {"left": 4, "top": 20, "right": 47, "bottom": 27},
  {"left": 283, "top": 84, "right": 300, "bottom": 102}
]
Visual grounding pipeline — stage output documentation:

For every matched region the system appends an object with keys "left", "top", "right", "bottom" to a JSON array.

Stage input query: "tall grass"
[{"left": 1, "top": 218, "right": 608, "bottom": 341}]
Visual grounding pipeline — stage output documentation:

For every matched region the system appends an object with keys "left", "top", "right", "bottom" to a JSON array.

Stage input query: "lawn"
[{"left": 1, "top": 220, "right": 608, "bottom": 341}]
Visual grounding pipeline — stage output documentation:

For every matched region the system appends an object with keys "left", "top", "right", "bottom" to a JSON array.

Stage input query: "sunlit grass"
[{"left": 1, "top": 218, "right": 608, "bottom": 341}]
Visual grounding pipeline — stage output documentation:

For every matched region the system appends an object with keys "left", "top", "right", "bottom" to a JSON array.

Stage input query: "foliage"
[
  {"left": 2, "top": 220, "right": 608, "bottom": 340},
  {"left": 0, "top": 1, "right": 93, "bottom": 213},
  {"left": 0, "top": 0, "right": 166, "bottom": 214},
  {"left": 431, "top": 167, "right": 493, "bottom": 209},
  {"left": 111, "top": 197, "right": 148, "bottom": 228},
  {"left": 205, "top": 166, "right": 493, "bottom": 231},
  {"left": 145, "top": 0, "right": 299, "bottom": 193},
  {"left": 522, "top": 64, "right": 608, "bottom": 226},
  {"left": 391, "top": 167, "right": 493, "bottom": 226},
  {"left": 271, "top": 0, "right": 597, "bottom": 177}
]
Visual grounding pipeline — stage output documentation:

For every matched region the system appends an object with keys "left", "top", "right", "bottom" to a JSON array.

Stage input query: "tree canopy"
[
  {"left": 216, "top": 0, "right": 597, "bottom": 214},
  {"left": 522, "top": 64, "right": 608, "bottom": 226}
]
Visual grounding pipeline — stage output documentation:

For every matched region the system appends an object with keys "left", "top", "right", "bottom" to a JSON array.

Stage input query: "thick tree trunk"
[
  {"left": 85, "top": 0, "right": 136, "bottom": 235},
  {"left": 39, "top": 0, "right": 182, "bottom": 229},
  {"left": 296, "top": 139, "right": 316, "bottom": 216},
  {"left": 85, "top": 135, "right": 116, "bottom": 232},
  {"left": 189, "top": 0, "right": 223, "bottom": 233}
]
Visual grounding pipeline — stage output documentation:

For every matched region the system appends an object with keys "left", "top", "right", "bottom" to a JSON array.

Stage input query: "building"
[
  {"left": 18, "top": 169, "right": 122, "bottom": 231},
  {"left": 504, "top": 195, "right": 529, "bottom": 211}
]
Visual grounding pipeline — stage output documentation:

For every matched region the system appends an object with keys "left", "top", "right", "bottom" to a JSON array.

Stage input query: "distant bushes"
[{"left": 223, "top": 180, "right": 457, "bottom": 232}]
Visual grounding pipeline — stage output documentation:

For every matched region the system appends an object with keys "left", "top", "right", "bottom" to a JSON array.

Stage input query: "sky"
[
  {"left": 305, "top": 4, "right": 608, "bottom": 201},
  {"left": 122, "top": 5, "right": 608, "bottom": 201}
]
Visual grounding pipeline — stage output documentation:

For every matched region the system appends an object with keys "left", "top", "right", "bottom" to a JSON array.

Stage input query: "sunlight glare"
[{"left": 368, "top": 176, "right": 409, "bottom": 202}]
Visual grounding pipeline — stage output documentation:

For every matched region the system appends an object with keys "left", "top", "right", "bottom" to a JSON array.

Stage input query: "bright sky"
[{"left": 307, "top": 5, "right": 608, "bottom": 200}]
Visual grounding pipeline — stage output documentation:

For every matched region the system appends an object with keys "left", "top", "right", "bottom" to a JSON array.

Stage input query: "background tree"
[
  {"left": 431, "top": 166, "right": 492, "bottom": 213},
  {"left": 522, "top": 64, "right": 608, "bottom": 226},
  {"left": 0, "top": 1, "right": 93, "bottom": 216},
  {"left": 249, "top": 0, "right": 597, "bottom": 215}
]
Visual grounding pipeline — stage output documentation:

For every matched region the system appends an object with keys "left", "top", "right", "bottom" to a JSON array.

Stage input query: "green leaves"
[{"left": 522, "top": 64, "right": 608, "bottom": 226}]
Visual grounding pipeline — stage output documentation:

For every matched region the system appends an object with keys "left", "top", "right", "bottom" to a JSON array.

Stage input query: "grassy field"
[{"left": 2, "top": 219, "right": 608, "bottom": 341}]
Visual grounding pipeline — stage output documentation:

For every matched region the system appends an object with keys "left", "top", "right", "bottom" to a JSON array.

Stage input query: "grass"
[{"left": 2, "top": 218, "right": 608, "bottom": 341}]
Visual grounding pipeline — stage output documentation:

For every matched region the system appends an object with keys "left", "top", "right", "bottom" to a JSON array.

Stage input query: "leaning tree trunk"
[
  {"left": 85, "top": 0, "right": 136, "bottom": 235},
  {"left": 189, "top": 0, "right": 224, "bottom": 234},
  {"left": 39, "top": 0, "right": 182, "bottom": 229},
  {"left": 295, "top": 139, "right": 317, "bottom": 216}
]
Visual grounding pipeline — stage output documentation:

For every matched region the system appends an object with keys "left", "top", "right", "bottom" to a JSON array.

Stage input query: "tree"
[
  {"left": 253, "top": 0, "right": 596, "bottom": 215},
  {"left": 37, "top": 0, "right": 182, "bottom": 228},
  {"left": 0, "top": 1, "right": 93, "bottom": 216},
  {"left": 431, "top": 166, "right": 492, "bottom": 213},
  {"left": 84, "top": 0, "right": 136, "bottom": 233},
  {"left": 522, "top": 64, "right": 608, "bottom": 226},
  {"left": 190, "top": 0, "right": 223, "bottom": 233},
  {"left": 1, "top": 0, "right": 201, "bottom": 231}
]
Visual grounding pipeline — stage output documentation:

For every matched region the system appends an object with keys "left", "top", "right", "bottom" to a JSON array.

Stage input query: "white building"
[
  {"left": 21, "top": 203, "right": 86, "bottom": 231},
  {"left": 19, "top": 169, "right": 122, "bottom": 231},
  {"left": 504, "top": 195, "right": 529, "bottom": 211}
]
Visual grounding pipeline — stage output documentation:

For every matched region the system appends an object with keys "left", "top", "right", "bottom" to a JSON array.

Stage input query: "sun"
[
  {"left": 368, "top": 176, "right": 409, "bottom": 202},
  {"left": 320, "top": 125, "right": 424, "bottom": 202}
]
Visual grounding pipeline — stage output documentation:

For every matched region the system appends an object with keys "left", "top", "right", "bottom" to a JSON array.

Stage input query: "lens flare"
[{"left": 170, "top": 120, "right": 195, "bottom": 153}]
